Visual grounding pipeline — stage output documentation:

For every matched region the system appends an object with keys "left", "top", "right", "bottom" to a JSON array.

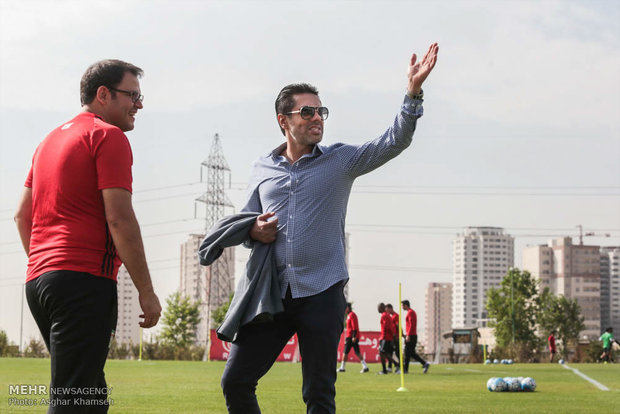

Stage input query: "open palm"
[{"left": 408, "top": 43, "right": 439, "bottom": 95}]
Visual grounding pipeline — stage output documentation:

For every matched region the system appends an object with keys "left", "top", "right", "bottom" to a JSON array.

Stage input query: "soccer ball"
[
  {"left": 504, "top": 377, "right": 521, "bottom": 392},
  {"left": 487, "top": 377, "right": 498, "bottom": 391},
  {"left": 521, "top": 377, "right": 536, "bottom": 392},
  {"left": 559, "top": 359, "right": 565, "bottom": 364},
  {"left": 493, "top": 359, "right": 500, "bottom": 364},
  {"left": 488, "top": 377, "right": 506, "bottom": 392},
  {"left": 507, "top": 359, "right": 514, "bottom": 365},
  {"left": 484, "top": 359, "right": 491, "bottom": 365}
]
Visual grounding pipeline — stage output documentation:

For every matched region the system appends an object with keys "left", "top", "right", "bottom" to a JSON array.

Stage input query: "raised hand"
[{"left": 407, "top": 43, "right": 439, "bottom": 95}]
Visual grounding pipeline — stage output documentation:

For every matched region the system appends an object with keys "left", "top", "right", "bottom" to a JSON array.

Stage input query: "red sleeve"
[{"left": 94, "top": 128, "right": 133, "bottom": 193}]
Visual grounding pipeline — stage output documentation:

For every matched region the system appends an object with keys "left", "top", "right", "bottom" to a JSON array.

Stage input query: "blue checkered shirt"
[{"left": 242, "top": 94, "right": 423, "bottom": 298}]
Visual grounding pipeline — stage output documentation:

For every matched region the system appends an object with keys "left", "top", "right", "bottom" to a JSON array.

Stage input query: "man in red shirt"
[
  {"left": 401, "top": 300, "right": 429, "bottom": 374},
  {"left": 338, "top": 303, "right": 369, "bottom": 373},
  {"left": 377, "top": 303, "right": 400, "bottom": 375},
  {"left": 386, "top": 303, "right": 401, "bottom": 372},
  {"left": 548, "top": 330, "right": 557, "bottom": 363},
  {"left": 14, "top": 59, "right": 161, "bottom": 411}
]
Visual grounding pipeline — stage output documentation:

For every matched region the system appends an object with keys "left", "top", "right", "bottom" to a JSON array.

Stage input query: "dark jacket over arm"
[{"left": 198, "top": 212, "right": 283, "bottom": 342}]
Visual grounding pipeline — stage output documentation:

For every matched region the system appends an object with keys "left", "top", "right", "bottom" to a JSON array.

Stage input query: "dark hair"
[
  {"left": 401, "top": 300, "right": 410, "bottom": 307},
  {"left": 386, "top": 303, "right": 393, "bottom": 309},
  {"left": 274, "top": 83, "right": 319, "bottom": 135},
  {"left": 346, "top": 302, "right": 352, "bottom": 310},
  {"left": 377, "top": 302, "right": 386, "bottom": 312},
  {"left": 80, "top": 59, "right": 143, "bottom": 105}
]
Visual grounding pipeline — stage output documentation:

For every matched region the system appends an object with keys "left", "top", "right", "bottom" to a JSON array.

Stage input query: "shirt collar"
[{"left": 268, "top": 143, "right": 325, "bottom": 161}]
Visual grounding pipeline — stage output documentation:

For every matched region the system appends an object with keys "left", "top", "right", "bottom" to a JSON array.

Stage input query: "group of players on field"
[{"left": 337, "top": 301, "right": 430, "bottom": 375}]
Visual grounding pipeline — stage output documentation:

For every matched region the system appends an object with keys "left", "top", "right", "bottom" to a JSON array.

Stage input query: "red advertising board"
[
  {"left": 209, "top": 329, "right": 299, "bottom": 362},
  {"left": 209, "top": 329, "right": 383, "bottom": 362}
]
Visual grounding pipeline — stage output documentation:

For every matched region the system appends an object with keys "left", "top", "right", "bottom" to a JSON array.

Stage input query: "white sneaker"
[{"left": 360, "top": 367, "right": 369, "bottom": 373}]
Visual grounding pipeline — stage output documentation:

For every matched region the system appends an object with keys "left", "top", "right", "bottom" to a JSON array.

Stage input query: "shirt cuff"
[{"left": 402, "top": 93, "right": 424, "bottom": 118}]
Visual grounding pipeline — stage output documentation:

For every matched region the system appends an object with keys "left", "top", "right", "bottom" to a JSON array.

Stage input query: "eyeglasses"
[
  {"left": 285, "top": 106, "right": 329, "bottom": 121},
  {"left": 108, "top": 87, "right": 144, "bottom": 103}
]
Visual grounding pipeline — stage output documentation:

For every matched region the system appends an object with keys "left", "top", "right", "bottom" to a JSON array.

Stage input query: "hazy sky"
[{"left": 1, "top": 0, "right": 619, "bottom": 347}]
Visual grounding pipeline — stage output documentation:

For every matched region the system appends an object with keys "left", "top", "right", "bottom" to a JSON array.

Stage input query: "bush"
[
  {"left": 23, "top": 338, "right": 48, "bottom": 358},
  {"left": 490, "top": 342, "right": 539, "bottom": 363},
  {"left": 582, "top": 340, "right": 604, "bottom": 363}
]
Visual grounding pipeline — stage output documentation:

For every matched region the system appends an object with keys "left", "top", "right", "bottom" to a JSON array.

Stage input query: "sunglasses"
[
  {"left": 109, "top": 87, "right": 144, "bottom": 103},
  {"left": 285, "top": 106, "right": 329, "bottom": 121}
]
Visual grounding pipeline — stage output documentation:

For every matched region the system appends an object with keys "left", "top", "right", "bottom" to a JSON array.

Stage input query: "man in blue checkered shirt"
[{"left": 221, "top": 43, "right": 439, "bottom": 414}]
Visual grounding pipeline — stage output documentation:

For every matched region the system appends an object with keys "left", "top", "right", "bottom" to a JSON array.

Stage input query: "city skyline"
[{"left": 1, "top": 1, "right": 619, "bottom": 345}]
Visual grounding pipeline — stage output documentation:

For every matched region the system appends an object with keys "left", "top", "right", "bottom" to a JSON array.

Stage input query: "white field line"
[{"left": 562, "top": 364, "right": 609, "bottom": 391}]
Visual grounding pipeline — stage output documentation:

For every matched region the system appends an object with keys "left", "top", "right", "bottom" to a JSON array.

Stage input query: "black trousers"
[
  {"left": 26, "top": 270, "right": 117, "bottom": 413},
  {"left": 221, "top": 281, "right": 346, "bottom": 414},
  {"left": 403, "top": 334, "right": 426, "bottom": 372}
]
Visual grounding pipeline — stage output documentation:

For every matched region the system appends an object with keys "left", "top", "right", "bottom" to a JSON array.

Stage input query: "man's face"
[
  {"left": 283, "top": 93, "right": 324, "bottom": 147},
  {"left": 106, "top": 72, "right": 143, "bottom": 132}
]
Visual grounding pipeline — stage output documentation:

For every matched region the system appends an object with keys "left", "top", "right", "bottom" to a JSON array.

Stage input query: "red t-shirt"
[
  {"left": 390, "top": 312, "right": 399, "bottom": 335},
  {"left": 548, "top": 334, "right": 556, "bottom": 351},
  {"left": 345, "top": 311, "right": 359, "bottom": 338},
  {"left": 405, "top": 308, "right": 417, "bottom": 336},
  {"left": 25, "top": 112, "right": 133, "bottom": 282},
  {"left": 380, "top": 312, "right": 394, "bottom": 341}
]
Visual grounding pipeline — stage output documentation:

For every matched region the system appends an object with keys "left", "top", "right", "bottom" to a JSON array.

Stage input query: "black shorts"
[
  {"left": 379, "top": 339, "right": 393, "bottom": 355},
  {"left": 344, "top": 337, "right": 360, "bottom": 355}
]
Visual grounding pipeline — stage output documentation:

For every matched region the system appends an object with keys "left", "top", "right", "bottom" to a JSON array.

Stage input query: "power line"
[
  {"left": 346, "top": 264, "right": 452, "bottom": 273},
  {"left": 134, "top": 181, "right": 202, "bottom": 194},
  {"left": 1, "top": 223, "right": 619, "bottom": 256},
  {"left": 141, "top": 218, "right": 200, "bottom": 227},
  {"left": 3, "top": 183, "right": 619, "bottom": 214}
]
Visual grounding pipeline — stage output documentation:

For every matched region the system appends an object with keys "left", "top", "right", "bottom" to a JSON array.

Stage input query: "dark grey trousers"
[{"left": 221, "top": 281, "right": 346, "bottom": 414}]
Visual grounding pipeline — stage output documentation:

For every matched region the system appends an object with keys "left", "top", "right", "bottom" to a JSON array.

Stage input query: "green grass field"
[{"left": 1, "top": 358, "right": 619, "bottom": 413}]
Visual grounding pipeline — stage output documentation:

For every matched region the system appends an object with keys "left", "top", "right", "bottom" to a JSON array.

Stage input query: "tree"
[
  {"left": 159, "top": 292, "right": 201, "bottom": 348},
  {"left": 0, "top": 330, "right": 8, "bottom": 357},
  {"left": 486, "top": 268, "right": 540, "bottom": 359},
  {"left": 537, "top": 288, "right": 585, "bottom": 360},
  {"left": 211, "top": 293, "right": 233, "bottom": 326}
]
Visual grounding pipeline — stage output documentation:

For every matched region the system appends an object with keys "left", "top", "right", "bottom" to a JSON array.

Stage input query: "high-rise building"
[
  {"left": 180, "top": 233, "right": 235, "bottom": 346},
  {"left": 452, "top": 227, "right": 514, "bottom": 328},
  {"left": 116, "top": 266, "right": 141, "bottom": 345},
  {"left": 600, "top": 247, "right": 619, "bottom": 332},
  {"left": 522, "top": 237, "right": 601, "bottom": 340},
  {"left": 424, "top": 282, "right": 452, "bottom": 357}
]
